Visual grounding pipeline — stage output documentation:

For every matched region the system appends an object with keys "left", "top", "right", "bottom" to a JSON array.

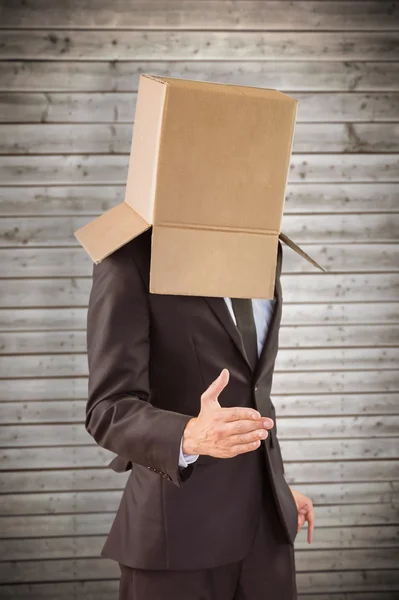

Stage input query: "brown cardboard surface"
[
  {"left": 150, "top": 226, "right": 278, "bottom": 299},
  {"left": 74, "top": 73, "right": 324, "bottom": 296},
  {"left": 75, "top": 203, "right": 150, "bottom": 264}
]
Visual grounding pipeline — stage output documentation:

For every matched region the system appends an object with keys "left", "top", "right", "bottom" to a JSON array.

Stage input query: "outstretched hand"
[{"left": 182, "top": 368, "right": 274, "bottom": 459}]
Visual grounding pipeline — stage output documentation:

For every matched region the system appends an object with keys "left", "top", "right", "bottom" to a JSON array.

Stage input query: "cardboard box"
[{"left": 75, "top": 74, "right": 323, "bottom": 298}]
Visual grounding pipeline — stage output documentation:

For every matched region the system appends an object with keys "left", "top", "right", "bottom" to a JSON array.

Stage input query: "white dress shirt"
[{"left": 179, "top": 297, "right": 276, "bottom": 468}]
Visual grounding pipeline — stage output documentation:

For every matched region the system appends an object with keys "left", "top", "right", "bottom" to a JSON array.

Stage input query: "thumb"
[{"left": 201, "top": 368, "right": 230, "bottom": 410}]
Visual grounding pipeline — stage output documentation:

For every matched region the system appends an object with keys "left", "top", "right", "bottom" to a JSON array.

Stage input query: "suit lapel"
[
  {"left": 202, "top": 240, "right": 283, "bottom": 381},
  {"left": 202, "top": 296, "right": 252, "bottom": 372}
]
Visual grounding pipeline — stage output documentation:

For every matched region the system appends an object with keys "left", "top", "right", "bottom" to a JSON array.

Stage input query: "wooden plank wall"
[{"left": 0, "top": 1, "right": 398, "bottom": 598}]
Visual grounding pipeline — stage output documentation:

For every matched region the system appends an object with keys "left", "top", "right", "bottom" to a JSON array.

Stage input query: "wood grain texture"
[
  {"left": 0, "top": 2, "right": 398, "bottom": 594},
  {"left": 1, "top": 215, "right": 398, "bottom": 248},
  {"left": 0, "top": 504, "right": 398, "bottom": 538},
  {"left": 1, "top": 346, "right": 398, "bottom": 378},
  {"left": 1, "top": 92, "right": 398, "bottom": 124},
  {"left": 1, "top": 61, "right": 398, "bottom": 93},
  {"left": 1, "top": 416, "right": 399, "bottom": 448},
  {"left": 0, "top": 579, "right": 398, "bottom": 600},
  {"left": 2, "top": 122, "right": 399, "bottom": 154},
  {"left": 1, "top": 547, "right": 399, "bottom": 583},
  {"left": 1, "top": 460, "right": 398, "bottom": 495},
  {"left": 1, "top": 1, "right": 397, "bottom": 31},
  {"left": 1, "top": 154, "right": 398, "bottom": 185},
  {"left": 1, "top": 31, "right": 398, "bottom": 61},
  {"left": 1, "top": 525, "right": 399, "bottom": 561},
  {"left": 0, "top": 302, "right": 398, "bottom": 332},
  {"left": 2, "top": 183, "right": 398, "bottom": 216},
  {"left": 2, "top": 324, "right": 398, "bottom": 355},
  {"left": 2, "top": 394, "right": 399, "bottom": 425},
  {"left": 2, "top": 274, "right": 398, "bottom": 308}
]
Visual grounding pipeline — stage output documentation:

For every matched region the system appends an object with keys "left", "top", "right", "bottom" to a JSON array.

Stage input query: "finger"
[
  {"left": 220, "top": 406, "right": 264, "bottom": 422},
  {"left": 228, "top": 428, "right": 269, "bottom": 446},
  {"left": 307, "top": 506, "right": 315, "bottom": 544},
  {"left": 201, "top": 369, "right": 230, "bottom": 406},
  {"left": 229, "top": 439, "right": 261, "bottom": 456},
  {"left": 223, "top": 418, "right": 274, "bottom": 436}
]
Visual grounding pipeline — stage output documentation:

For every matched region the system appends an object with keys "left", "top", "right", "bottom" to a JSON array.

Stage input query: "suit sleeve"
[{"left": 85, "top": 245, "right": 193, "bottom": 488}]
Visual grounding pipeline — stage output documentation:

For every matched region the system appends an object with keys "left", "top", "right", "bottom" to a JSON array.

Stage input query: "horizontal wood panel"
[
  {"left": 1, "top": 575, "right": 399, "bottom": 600},
  {"left": 2, "top": 324, "right": 398, "bottom": 355},
  {"left": 2, "top": 215, "right": 399, "bottom": 247},
  {"left": 1, "top": 525, "right": 399, "bottom": 562},
  {"left": 2, "top": 244, "right": 399, "bottom": 278},
  {"left": 1, "top": 92, "right": 399, "bottom": 124},
  {"left": 2, "top": 460, "right": 398, "bottom": 494},
  {"left": 8, "top": 370, "right": 395, "bottom": 402},
  {"left": 2, "top": 184, "right": 398, "bottom": 216},
  {"left": 2, "top": 31, "right": 398, "bottom": 61},
  {"left": 3, "top": 393, "right": 399, "bottom": 426},
  {"left": 1, "top": 548, "right": 399, "bottom": 583},
  {"left": 1, "top": 61, "right": 397, "bottom": 93},
  {"left": 1, "top": 303, "right": 398, "bottom": 332},
  {"left": 1, "top": 417, "right": 398, "bottom": 447},
  {"left": 2, "top": 274, "right": 398, "bottom": 308},
  {"left": 0, "top": 439, "right": 398, "bottom": 467},
  {"left": 1, "top": 346, "right": 398, "bottom": 378},
  {"left": 1, "top": 1, "right": 397, "bottom": 31},
  {"left": 0, "top": 579, "right": 398, "bottom": 600},
  {"left": 1, "top": 504, "right": 397, "bottom": 539},
  {"left": 1, "top": 483, "right": 398, "bottom": 518},
  {"left": 2, "top": 123, "right": 399, "bottom": 154},
  {"left": 1, "top": 155, "right": 397, "bottom": 185}
]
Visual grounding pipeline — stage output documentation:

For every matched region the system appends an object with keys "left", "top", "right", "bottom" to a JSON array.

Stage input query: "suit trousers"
[{"left": 118, "top": 454, "right": 298, "bottom": 600}]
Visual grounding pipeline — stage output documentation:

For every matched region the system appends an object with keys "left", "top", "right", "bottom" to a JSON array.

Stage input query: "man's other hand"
[{"left": 182, "top": 369, "right": 273, "bottom": 458}]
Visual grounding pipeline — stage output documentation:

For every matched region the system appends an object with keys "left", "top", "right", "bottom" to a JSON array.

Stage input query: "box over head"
[{"left": 75, "top": 74, "right": 324, "bottom": 299}]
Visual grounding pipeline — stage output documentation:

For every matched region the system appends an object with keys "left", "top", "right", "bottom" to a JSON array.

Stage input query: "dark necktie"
[{"left": 231, "top": 298, "right": 258, "bottom": 372}]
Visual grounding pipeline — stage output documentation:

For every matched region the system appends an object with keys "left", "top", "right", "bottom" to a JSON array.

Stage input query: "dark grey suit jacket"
[{"left": 85, "top": 228, "right": 298, "bottom": 569}]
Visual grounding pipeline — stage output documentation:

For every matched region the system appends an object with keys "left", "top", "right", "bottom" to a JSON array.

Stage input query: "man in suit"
[{"left": 85, "top": 227, "right": 315, "bottom": 599}]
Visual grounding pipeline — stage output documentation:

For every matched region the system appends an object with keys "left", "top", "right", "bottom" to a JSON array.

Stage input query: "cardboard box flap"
[
  {"left": 279, "top": 232, "right": 325, "bottom": 272},
  {"left": 74, "top": 202, "right": 151, "bottom": 264}
]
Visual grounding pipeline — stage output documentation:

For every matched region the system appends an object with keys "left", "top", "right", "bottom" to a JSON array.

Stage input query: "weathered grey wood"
[
  {"left": 1, "top": 155, "right": 397, "bottom": 185},
  {"left": 3, "top": 524, "right": 399, "bottom": 562},
  {"left": 1, "top": 576, "right": 398, "bottom": 600},
  {"left": 0, "top": 302, "right": 398, "bottom": 333},
  {"left": 0, "top": 61, "right": 397, "bottom": 93},
  {"left": 3, "top": 393, "right": 399, "bottom": 428},
  {"left": 0, "top": 469, "right": 129, "bottom": 494},
  {"left": 1, "top": 92, "right": 399, "bottom": 124},
  {"left": 1, "top": 215, "right": 398, "bottom": 249},
  {"left": 1, "top": 303, "right": 398, "bottom": 334},
  {"left": 2, "top": 274, "right": 398, "bottom": 309},
  {"left": 2, "top": 31, "right": 398, "bottom": 61},
  {"left": 0, "top": 446, "right": 115, "bottom": 470},
  {"left": 2, "top": 324, "right": 398, "bottom": 356},
  {"left": 0, "top": 580, "right": 119, "bottom": 600},
  {"left": 2, "top": 183, "right": 398, "bottom": 216},
  {"left": 1, "top": 1, "right": 397, "bottom": 31},
  {"left": 1, "top": 547, "right": 398, "bottom": 583},
  {"left": 271, "top": 393, "right": 399, "bottom": 416},
  {"left": 2, "top": 415, "right": 399, "bottom": 448},
  {"left": 1, "top": 346, "right": 398, "bottom": 378},
  {"left": 0, "top": 367, "right": 378, "bottom": 398},
  {"left": 2, "top": 122, "right": 399, "bottom": 154},
  {"left": 1, "top": 575, "right": 399, "bottom": 600},
  {"left": 1, "top": 504, "right": 397, "bottom": 540},
  {"left": 1, "top": 460, "right": 397, "bottom": 495},
  {"left": 0, "top": 438, "right": 398, "bottom": 468},
  {"left": 2, "top": 244, "right": 399, "bottom": 279},
  {"left": 1, "top": 482, "right": 398, "bottom": 518}
]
